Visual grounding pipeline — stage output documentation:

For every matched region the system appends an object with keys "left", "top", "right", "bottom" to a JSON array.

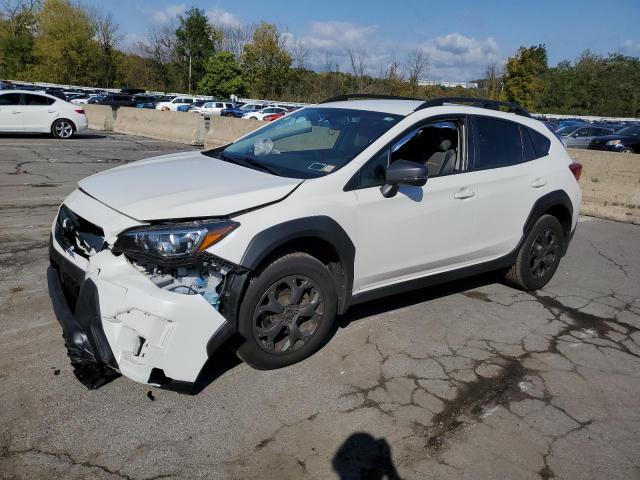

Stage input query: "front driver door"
[
  {"left": 0, "top": 92, "right": 23, "bottom": 132},
  {"left": 352, "top": 117, "right": 479, "bottom": 292}
]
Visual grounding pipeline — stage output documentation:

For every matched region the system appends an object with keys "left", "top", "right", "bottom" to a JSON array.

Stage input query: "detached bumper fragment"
[{"left": 48, "top": 241, "right": 120, "bottom": 389}]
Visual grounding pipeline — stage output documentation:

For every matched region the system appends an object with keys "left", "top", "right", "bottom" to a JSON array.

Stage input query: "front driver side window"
[{"left": 355, "top": 119, "right": 463, "bottom": 188}]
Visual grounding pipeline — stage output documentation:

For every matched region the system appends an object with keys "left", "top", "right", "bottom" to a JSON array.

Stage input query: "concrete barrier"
[
  {"left": 83, "top": 104, "right": 115, "bottom": 131},
  {"left": 204, "top": 116, "right": 264, "bottom": 149},
  {"left": 113, "top": 107, "right": 206, "bottom": 145},
  {"left": 568, "top": 149, "right": 640, "bottom": 225}
]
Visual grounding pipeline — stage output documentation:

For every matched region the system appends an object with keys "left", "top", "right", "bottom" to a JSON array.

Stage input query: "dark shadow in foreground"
[{"left": 333, "top": 432, "right": 402, "bottom": 480}]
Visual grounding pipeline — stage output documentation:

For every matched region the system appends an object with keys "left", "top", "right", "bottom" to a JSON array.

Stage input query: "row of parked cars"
[{"left": 535, "top": 117, "right": 640, "bottom": 154}]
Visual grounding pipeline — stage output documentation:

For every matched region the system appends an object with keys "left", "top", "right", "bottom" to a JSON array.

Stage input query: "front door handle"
[
  {"left": 12, "top": 111, "right": 21, "bottom": 114},
  {"left": 531, "top": 178, "right": 547, "bottom": 188},
  {"left": 454, "top": 188, "right": 475, "bottom": 199}
]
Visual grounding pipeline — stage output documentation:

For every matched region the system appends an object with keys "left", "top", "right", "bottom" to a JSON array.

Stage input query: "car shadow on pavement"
[
  {"left": 193, "top": 272, "right": 502, "bottom": 394},
  {"left": 332, "top": 432, "right": 402, "bottom": 480},
  {"left": 335, "top": 271, "right": 503, "bottom": 331}
]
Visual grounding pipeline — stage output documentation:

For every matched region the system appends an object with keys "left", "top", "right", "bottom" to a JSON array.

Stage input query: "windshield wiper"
[{"left": 220, "top": 153, "right": 280, "bottom": 176}]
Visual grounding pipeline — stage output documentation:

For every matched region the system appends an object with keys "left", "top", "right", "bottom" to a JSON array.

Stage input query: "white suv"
[
  {"left": 155, "top": 96, "right": 198, "bottom": 111},
  {"left": 48, "top": 95, "right": 582, "bottom": 390}
]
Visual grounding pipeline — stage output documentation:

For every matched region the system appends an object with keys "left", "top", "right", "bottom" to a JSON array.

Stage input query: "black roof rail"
[
  {"left": 319, "top": 93, "right": 422, "bottom": 104},
  {"left": 414, "top": 97, "right": 531, "bottom": 117}
]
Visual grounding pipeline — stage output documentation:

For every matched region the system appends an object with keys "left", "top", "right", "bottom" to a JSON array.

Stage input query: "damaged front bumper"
[{"left": 48, "top": 231, "right": 240, "bottom": 391}]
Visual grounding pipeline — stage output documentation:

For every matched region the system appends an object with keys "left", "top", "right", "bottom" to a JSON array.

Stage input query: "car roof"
[{"left": 1, "top": 89, "right": 58, "bottom": 99}]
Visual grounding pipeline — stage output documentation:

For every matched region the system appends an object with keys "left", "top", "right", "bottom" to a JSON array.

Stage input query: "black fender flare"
[{"left": 240, "top": 216, "right": 356, "bottom": 314}]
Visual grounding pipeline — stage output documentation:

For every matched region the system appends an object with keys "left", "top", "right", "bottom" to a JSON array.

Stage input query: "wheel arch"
[
  {"left": 522, "top": 189, "right": 574, "bottom": 254},
  {"left": 240, "top": 216, "right": 356, "bottom": 315}
]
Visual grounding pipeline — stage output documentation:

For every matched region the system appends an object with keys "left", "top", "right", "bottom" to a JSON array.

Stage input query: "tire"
[
  {"left": 504, "top": 214, "right": 564, "bottom": 291},
  {"left": 51, "top": 119, "right": 75, "bottom": 139},
  {"left": 621, "top": 148, "right": 634, "bottom": 154},
  {"left": 236, "top": 252, "right": 337, "bottom": 370}
]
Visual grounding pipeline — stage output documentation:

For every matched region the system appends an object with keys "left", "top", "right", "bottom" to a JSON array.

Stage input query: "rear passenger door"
[
  {"left": 21, "top": 93, "right": 57, "bottom": 132},
  {"left": 469, "top": 115, "right": 551, "bottom": 261}
]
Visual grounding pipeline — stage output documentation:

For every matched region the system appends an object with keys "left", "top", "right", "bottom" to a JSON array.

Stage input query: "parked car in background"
[
  {"left": 540, "top": 120, "right": 559, "bottom": 132},
  {"left": 134, "top": 95, "right": 159, "bottom": 109},
  {"left": 263, "top": 111, "right": 287, "bottom": 121},
  {"left": 0, "top": 80, "right": 15, "bottom": 89},
  {"left": 588, "top": 123, "right": 640, "bottom": 153},
  {"left": 155, "top": 96, "right": 198, "bottom": 111},
  {"left": 242, "top": 106, "right": 288, "bottom": 121},
  {"left": 70, "top": 94, "right": 99, "bottom": 104},
  {"left": 0, "top": 90, "right": 87, "bottom": 138},
  {"left": 557, "top": 124, "right": 615, "bottom": 148},
  {"left": 91, "top": 93, "right": 135, "bottom": 108},
  {"left": 220, "top": 102, "right": 266, "bottom": 118},
  {"left": 192, "top": 101, "right": 234, "bottom": 116}
]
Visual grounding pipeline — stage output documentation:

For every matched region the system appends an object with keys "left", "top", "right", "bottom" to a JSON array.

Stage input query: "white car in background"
[
  {"left": 195, "top": 101, "right": 235, "bottom": 117},
  {"left": 242, "top": 106, "right": 288, "bottom": 121},
  {"left": 155, "top": 96, "right": 198, "bottom": 112},
  {"left": 0, "top": 90, "right": 88, "bottom": 139},
  {"left": 70, "top": 94, "right": 99, "bottom": 105}
]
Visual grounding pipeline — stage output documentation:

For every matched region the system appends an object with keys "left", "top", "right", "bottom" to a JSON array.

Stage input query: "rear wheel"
[
  {"left": 237, "top": 252, "right": 337, "bottom": 369},
  {"left": 51, "top": 119, "right": 75, "bottom": 139},
  {"left": 504, "top": 214, "right": 564, "bottom": 290},
  {"left": 621, "top": 148, "right": 634, "bottom": 154}
]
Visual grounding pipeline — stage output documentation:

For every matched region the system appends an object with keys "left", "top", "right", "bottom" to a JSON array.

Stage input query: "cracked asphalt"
[{"left": 1, "top": 132, "right": 639, "bottom": 480}]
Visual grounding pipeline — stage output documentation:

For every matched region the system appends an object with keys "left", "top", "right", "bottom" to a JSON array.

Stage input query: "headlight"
[
  {"left": 606, "top": 139, "right": 622, "bottom": 146},
  {"left": 114, "top": 220, "right": 238, "bottom": 259}
]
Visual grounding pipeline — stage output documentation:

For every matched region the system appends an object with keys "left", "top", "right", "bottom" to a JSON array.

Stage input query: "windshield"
[
  {"left": 211, "top": 107, "right": 402, "bottom": 179},
  {"left": 615, "top": 125, "right": 640, "bottom": 136}
]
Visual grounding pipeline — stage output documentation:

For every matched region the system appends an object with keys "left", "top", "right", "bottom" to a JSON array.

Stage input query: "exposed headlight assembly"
[{"left": 114, "top": 220, "right": 239, "bottom": 260}]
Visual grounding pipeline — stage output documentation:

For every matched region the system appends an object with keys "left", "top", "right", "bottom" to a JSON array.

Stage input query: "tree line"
[{"left": 1, "top": 0, "right": 639, "bottom": 117}]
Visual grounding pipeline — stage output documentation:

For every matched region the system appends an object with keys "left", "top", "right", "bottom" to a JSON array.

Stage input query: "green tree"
[
  {"left": 31, "top": 0, "right": 99, "bottom": 85},
  {"left": 175, "top": 7, "right": 218, "bottom": 93},
  {"left": 0, "top": 0, "right": 39, "bottom": 79},
  {"left": 503, "top": 44, "right": 548, "bottom": 110},
  {"left": 197, "top": 51, "right": 247, "bottom": 98},
  {"left": 241, "top": 22, "right": 292, "bottom": 98}
]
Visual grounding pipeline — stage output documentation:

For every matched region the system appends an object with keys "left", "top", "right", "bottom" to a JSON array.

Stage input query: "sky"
[{"left": 89, "top": 0, "right": 640, "bottom": 82}]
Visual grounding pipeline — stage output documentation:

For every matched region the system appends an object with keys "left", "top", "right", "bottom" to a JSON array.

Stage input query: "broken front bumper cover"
[{"left": 48, "top": 235, "right": 237, "bottom": 391}]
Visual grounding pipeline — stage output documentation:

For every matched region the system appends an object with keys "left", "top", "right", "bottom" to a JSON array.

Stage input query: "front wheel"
[
  {"left": 237, "top": 252, "right": 337, "bottom": 369},
  {"left": 504, "top": 214, "right": 564, "bottom": 290},
  {"left": 51, "top": 119, "right": 75, "bottom": 139}
]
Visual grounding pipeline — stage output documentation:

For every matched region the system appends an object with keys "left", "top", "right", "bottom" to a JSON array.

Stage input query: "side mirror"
[{"left": 380, "top": 159, "right": 429, "bottom": 198}]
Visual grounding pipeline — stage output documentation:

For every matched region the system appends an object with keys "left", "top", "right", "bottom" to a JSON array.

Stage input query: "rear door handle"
[
  {"left": 454, "top": 188, "right": 475, "bottom": 199},
  {"left": 47, "top": 109, "right": 56, "bottom": 113},
  {"left": 12, "top": 111, "right": 21, "bottom": 114},
  {"left": 531, "top": 178, "right": 547, "bottom": 188}
]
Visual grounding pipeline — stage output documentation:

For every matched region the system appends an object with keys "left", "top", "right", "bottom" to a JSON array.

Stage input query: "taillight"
[
  {"left": 74, "top": 109, "right": 85, "bottom": 115},
  {"left": 569, "top": 162, "right": 582, "bottom": 181}
]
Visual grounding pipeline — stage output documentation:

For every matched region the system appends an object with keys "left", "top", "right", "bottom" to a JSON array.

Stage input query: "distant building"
[{"left": 418, "top": 80, "right": 479, "bottom": 89}]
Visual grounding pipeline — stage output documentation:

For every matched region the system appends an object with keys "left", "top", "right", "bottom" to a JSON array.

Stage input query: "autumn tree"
[
  {"left": 90, "top": 8, "right": 120, "bottom": 88},
  {"left": 503, "top": 44, "right": 548, "bottom": 110},
  {"left": 241, "top": 22, "right": 292, "bottom": 98},
  {"left": 32, "top": 0, "right": 99, "bottom": 85}
]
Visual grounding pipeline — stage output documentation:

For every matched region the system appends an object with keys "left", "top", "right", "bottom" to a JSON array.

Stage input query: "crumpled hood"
[{"left": 78, "top": 151, "right": 302, "bottom": 221}]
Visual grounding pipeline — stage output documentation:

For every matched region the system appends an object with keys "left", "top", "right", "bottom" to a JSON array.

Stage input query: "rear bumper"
[{"left": 48, "top": 232, "right": 236, "bottom": 391}]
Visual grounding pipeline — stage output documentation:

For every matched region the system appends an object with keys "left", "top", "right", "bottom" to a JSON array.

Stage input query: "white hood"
[{"left": 78, "top": 151, "right": 302, "bottom": 220}]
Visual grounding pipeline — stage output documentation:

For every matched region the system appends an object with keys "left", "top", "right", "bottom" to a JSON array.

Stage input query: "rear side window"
[
  {"left": 474, "top": 116, "right": 522, "bottom": 170},
  {"left": 0, "top": 93, "right": 21, "bottom": 105},
  {"left": 527, "top": 127, "right": 551, "bottom": 159},
  {"left": 22, "top": 94, "right": 55, "bottom": 105}
]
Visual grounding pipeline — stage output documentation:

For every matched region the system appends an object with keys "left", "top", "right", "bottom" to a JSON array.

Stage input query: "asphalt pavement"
[{"left": 1, "top": 132, "right": 639, "bottom": 479}]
